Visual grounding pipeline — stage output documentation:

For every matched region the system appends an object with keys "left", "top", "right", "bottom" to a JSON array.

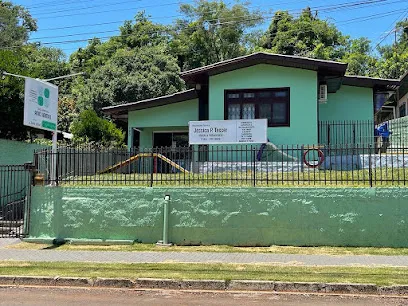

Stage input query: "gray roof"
[
  {"left": 103, "top": 53, "right": 400, "bottom": 117},
  {"left": 102, "top": 89, "right": 198, "bottom": 117},
  {"left": 343, "top": 75, "right": 399, "bottom": 90},
  {"left": 181, "top": 52, "right": 348, "bottom": 84}
]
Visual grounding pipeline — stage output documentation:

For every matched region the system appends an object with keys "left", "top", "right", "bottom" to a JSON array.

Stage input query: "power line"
[
  {"left": 3, "top": 0, "right": 405, "bottom": 51},
  {"left": 34, "top": 1, "right": 188, "bottom": 20},
  {"left": 337, "top": 8, "right": 404, "bottom": 25},
  {"left": 29, "top": 0, "right": 394, "bottom": 20},
  {"left": 26, "top": 8, "right": 404, "bottom": 46},
  {"left": 29, "top": 0, "right": 397, "bottom": 35},
  {"left": 373, "top": 8, "right": 408, "bottom": 49},
  {"left": 26, "top": 0, "right": 102, "bottom": 10},
  {"left": 33, "top": 0, "right": 143, "bottom": 17},
  {"left": 32, "top": 0, "right": 307, "bottom": 32},
  {"left": 0, "top": 12, "right": 303, "bottom": 50}
]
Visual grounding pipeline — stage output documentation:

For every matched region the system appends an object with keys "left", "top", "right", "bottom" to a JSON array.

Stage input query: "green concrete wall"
[
  {"left": 319, "top": 86, "right": 374, "bottom": 145},
  {"left": 0, "top": 139, "right": 48, "bottom": 165},
  {"left": 30, "top": 186, "right": 408, "bottom": 247},
  {"left": 319, "top": 86, "right": 373, "bottom": 121},
  {"left": 209, "top": 64, "right": 318, "bottom": 145},
  {"left": 0, "top": 139, "right": 47, "bottom": 205},
  {"left": 127, "top": 99, "right": 198, "bottom": 148}
]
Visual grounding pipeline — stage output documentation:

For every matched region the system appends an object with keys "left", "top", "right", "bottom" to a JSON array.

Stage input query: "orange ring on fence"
[{"left": 303, "top": 148, "right": 325, "bottom": 168}]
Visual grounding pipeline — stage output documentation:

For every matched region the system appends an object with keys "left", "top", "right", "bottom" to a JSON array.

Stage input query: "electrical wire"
[
  {"left": 29, "top": 0, "right": 396, "bottom": 20},
  {"left": 373, "top": 9, "right": 408, "bottom": 49},
  {"left": 2, "top": 0, "right": 406, "bottom": 51}
]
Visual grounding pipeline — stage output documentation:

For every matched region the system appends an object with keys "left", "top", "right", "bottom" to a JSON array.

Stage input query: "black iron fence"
[
  {"left": 0, "top": 165, "right": 31, "bottom": 237},
  {"left": 34, "top": 144, "right": 408, "bottom": 187},
  {"left": 318, "top": 119, "right": 408, "bottom": 147},
  {"left": 318, "top": 120, "right": 374, "bottom": 146}
]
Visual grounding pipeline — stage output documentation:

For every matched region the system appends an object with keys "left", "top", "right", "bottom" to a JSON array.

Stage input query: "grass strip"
[
  {"left": 58, "top": 168, "right": 408, "bottom": 187},
  {"left": 0, "top": 262, "right": 408, "bottom": 286},
  {"left": 12, "top": 242, "right": 408, "bottom": 256}
]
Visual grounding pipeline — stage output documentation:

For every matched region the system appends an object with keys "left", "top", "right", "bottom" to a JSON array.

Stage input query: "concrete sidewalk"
[{"left": 1, "top": 239, "right": 408, "bottom": 266}]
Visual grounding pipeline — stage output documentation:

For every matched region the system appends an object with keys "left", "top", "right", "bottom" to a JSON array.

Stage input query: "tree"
[
  {"left": 75, "top": 45, "right": 184, "bottom": 113},
  {"left": 0, "top": 49, "right": 28, "bottom": 140},
  {"left": 376, "top": 20, "right": 408, "bottom": 79},
  {"left": 69, "top": 12, "right": 183, "bottom": 114},
  {"left": 0, "top": 2, "right": 73, "bottom": 140},
  {"left": 0, "top": 2, "right": 39, "bottom": 139},
  {"left": 260, "top": 8, "right": 348, "bottom": 61},
  {"left": 70, "top": 109, "right": 125, "bottom": 148},
  {"left": 170, "top": 0, "right": 263, "bottom": 70},
  {"left": 0, "top": 1, "right": 37, "bottom": 48},
  {"left": 23, "top": 46, "right": 69, "bottom": 81},
  {"left": 341, "top": 38, "right": 377, "bottom": 76},
  {"left": 58, "top": 96, "right": 78, "bottom": 133},
  {"left": 69, "top": 12, "right": 169, "bottom": 75}
]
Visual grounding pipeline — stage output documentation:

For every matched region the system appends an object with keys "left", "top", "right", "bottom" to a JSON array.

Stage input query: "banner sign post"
[
  {"left": 189, "top": 119, "right": 267, "bottom": 144},
  {"left": 23, "top": 78, "right": 58, "bottom": 132},
  {"left": 23, "top": 77, "right": 59, "bottom": 185}
]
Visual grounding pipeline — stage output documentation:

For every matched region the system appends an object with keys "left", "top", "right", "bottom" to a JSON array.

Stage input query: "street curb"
[{"left": 0, "top": 276, "right": 407, "bottom": 295}]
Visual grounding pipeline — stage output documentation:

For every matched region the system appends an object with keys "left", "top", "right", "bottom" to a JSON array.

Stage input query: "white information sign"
[
  {"left": 23, "top": 78, "right": 58, "bottom": 132},
  {"left": 189, "top": 119, "right": 267, "bottom": 144}
]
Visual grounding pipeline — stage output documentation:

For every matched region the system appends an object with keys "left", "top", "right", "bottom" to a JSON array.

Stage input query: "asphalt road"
[{"left": 0, "top": 287, "right": 407, "bottom": 306}]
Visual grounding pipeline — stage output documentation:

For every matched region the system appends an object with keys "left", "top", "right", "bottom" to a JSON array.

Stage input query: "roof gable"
[{"left": 181, "top": 52, "right": 348, "bottom": 85}]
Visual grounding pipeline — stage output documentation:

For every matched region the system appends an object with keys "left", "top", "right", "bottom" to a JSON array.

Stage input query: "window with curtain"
[{"left": 224, "top": 88, "right": 290, "bottom": 127}]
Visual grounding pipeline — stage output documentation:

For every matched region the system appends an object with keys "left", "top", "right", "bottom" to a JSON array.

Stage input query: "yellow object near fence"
[{"left": 98, "top": 153, "right": 190, "bottom": 174}]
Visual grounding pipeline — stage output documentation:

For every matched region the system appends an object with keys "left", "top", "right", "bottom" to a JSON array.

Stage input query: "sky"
[{"left": 11, "top": 0, "right": 408, "bottom": 58}]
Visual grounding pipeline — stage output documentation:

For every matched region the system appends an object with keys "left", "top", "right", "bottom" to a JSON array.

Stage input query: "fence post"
[
  {"left": 55, "top": 150, "right": 59, "bottom": 186},
  {"left": 252, "top": 146, "right": 256, "bottom": 187},
  {"left": 369, "top": 144, "right": 373, "bottom": 187},
  {"left": 150, "top": 149, "right": 154, "bottom": 187},
  {"left": 327, "top": 123, "right": 331, "bottom": 146}
]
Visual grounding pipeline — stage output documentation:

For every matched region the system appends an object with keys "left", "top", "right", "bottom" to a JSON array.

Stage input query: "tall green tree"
[
  {"left": 376, "top": 20, "right": 408, "bottom": 79},
  {"left": 70, "top": 13, "right": 183, "bottom": 114},
  {"left": 341, "top": 38, "right": 377, "bottom": 76},
  {"left": 0, "top": 2, "right": 38, "bottom": 140},
  {"left": 76, "top": 45, "right": 184, "bottom": 113},
  {"left": 23, "top": 46, "right": 69, "bottom": 81},
  {"left": 0, "top": 49, "right": 28, "bottom": 140},
  {"left": 260, "top": 8, "right": 348, "bottom": 61},
  {"left": 0, "top": 1, "right": 37, "bottom": 47},
  {"left": 58, "top": 96, "right": 78, "bottom": 133},
  {"left": 69, "top": 12, "right": 169, "bottom": 75},
  {"left": 0, "top": 2, "right": 72, "bottom": 139},
  {"left": 171, "top": 0, "right": 263, "bottom": 70}
]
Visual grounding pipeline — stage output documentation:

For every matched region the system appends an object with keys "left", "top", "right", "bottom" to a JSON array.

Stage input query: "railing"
[
  {"left": 0, "top": 165, "right": 31, "bottom": 237},
  {"left": 318, "top": 120, "right": 374, "bottom": 146},
  {"left": 318, "top": 119, "right": 408, "bottom": 147},
  {"left": 34, "top": 144, "right": 408, "bottom": 187}
]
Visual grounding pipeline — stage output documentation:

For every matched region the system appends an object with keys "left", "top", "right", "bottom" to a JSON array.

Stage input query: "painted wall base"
[{"left": 29, "top": 186, "right": 408, "bottom": 247}]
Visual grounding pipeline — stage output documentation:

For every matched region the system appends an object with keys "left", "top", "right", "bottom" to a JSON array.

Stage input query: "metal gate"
[{"left": 0, "top": 164, "right": 32, "bottom": 238}]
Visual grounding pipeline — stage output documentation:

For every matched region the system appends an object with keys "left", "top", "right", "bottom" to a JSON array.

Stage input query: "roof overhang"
[
  {"left": 398, "top": 70, "right": 408, "bottom": 98},
  {"left": 342, "top": 75, "right": 400, "bottom": 91},
  {"left": 181, "top": 52, "right": 348, "bottom": 85},
  {"left": 102, "top": 89, "right": 198, "bottom": 119}
]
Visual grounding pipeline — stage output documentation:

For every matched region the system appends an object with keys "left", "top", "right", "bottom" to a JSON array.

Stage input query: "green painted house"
[{"left": 103, "top": 53, "right": 399, "bottom": 149}]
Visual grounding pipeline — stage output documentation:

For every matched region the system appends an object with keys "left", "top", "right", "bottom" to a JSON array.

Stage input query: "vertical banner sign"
[
  {"left": 189, "top": 119, "right": 267, "bottom": 144},
  {"left": 23, "top": 78, "right": 58, "bottom": 132}
]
